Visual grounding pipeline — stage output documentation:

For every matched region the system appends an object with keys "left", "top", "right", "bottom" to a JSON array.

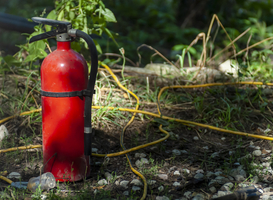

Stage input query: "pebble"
[
  {"left": 7, "top": 172, "right": 21, "bottom": 179},
  {"left": 263, "top": 162, "right": 270, "bottom": 167},
  {"left": 104, "top": 172, "right": 113, "bottom": 181},
  {"left": 158, "top": 185, "right": 164, "bottom": 192},
  {"left": 253, "top": 150, "right": 262, "bottom": 156},
  {"left": 158, "top": 174, "right": 168, "bottom": 180},
  {"left": 203, "top": 146, "right": 209, "bottom": 150},
  {"left": 173, "top": 170, "right": 180, "bottom": 176},
  {"left": 211, "top": 152, "right": 219, "bottom": 158},
  {"left": 234, "top": 175, "right": 245, "bottom": 181},
  {"left": 184, "top": 191, "right": 192, "bottom": 199},
  {"left": 168, "top": 166, "right": 177, "bottom": 173},
  {"left": 182, "top": 169, "right": 190, "bottom": 174},
  {"left": 209, "top": 186, "right": 217, "bottom": 193},
  {"left": 132, "top": 186, "right": 141, "bottom": 191},
  {"left": 92, "top": 148, "right": 98, "bottom": 153},
  {"left": 180, "top": 150, "right": 188, "bottom": 154},
  {"left": 98, "top": 179, "right": 107, "bottom": 186},
  {"left": 120, "top": 180, "right": 129, "bottom": 189},
  {"left": 156, "top": 196, "right": 169, "bottom": 200},
  {"left": 192, "top": 193, "right": 205, "bottom": 200},
  {"left": 214, "top": 171, "right": 222, "bottom": 176},
  {"left": 173, "top": 182, "right": 180, "bottom": 187},
  {"left": 221, "top": 137, "right": 226, "bottom": 141},
  {"left": 0, "top": 125, "right": 9, "bottom": 144},
  {"left": 123, "top": 191, "right": 129, "bottom": 196},
  {"left": 135, "top": 158, "right": 149, "bottom": 167},
  {"left": 206, "top": 171, "right": 214, "bottom": 177},
  {"left": 215, "top": 176, "right": 230, "bottom": 184},
  {"left": 135, "top": 153, "right": 146, "bottom": 158},
  {"left": 220, "top": 182, "right": 234, "bottom": 191},
  {"left": 147, "top": 180, "right": 156, "bottom": 185},
  {"left": 194, "top": 173, "right": 204, "bottom": 179},
  {"left": 130, "top": 179, "right": 143, "bottom": 186},
  {"left": 196, "top": 169, "right": 204, "bottom": 173},
  {"left": 255, "top": 146, "right": 261, "bottom": 150},
  {"left": 172, "top": 149, "right": 181, "bottom": 156},
  {"left": 193, "top": 136, "right": 199, "bottom": 140}
]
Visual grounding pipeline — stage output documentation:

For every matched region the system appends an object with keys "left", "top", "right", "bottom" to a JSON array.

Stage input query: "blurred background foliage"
[{"left": 0, "top": 0, "right": 273, "bottom": 66}]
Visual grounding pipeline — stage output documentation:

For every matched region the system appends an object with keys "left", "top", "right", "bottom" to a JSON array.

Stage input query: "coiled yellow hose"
[{"left": 1, "top": 63, "right": 273, "bottom": 199}]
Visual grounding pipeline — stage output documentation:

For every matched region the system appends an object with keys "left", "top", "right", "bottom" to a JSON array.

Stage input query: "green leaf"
[
  {"left": 3, "top": 55, "right": 21, "bottom": 67},
  {"left": 46, "top": 10, "right": 57, "bottom": 32},
  {"left": 69, "top": 11, "right": 75, "bottom": 20},
  {"left": 57, "top": 10, "right": 64, "bottom": 21},
  {"left": 102, "top": 8, "right": 117, "bottom": 22},
  {"left": 93, "top": 40, "right": 102, "bottom": 54}
]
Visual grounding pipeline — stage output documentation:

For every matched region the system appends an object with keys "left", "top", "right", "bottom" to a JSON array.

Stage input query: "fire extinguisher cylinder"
[{"left": 29, "top": 17, "right": 98, "bottom": 181}]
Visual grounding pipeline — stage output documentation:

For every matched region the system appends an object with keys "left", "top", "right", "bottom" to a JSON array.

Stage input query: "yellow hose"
[
  {"left": 0, "top": 175, "right": 12, "bottom": 184},
  {"left": 99, "top": 62, "right": 147, "bottom": 200},
  {"left": 1, "top": 64, "right": 273, "bottom": 199}
]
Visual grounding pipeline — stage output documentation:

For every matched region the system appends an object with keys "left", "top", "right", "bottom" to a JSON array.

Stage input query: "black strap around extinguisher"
[{"left": 41, "top": 89, "right": 95, "bottom": 97}]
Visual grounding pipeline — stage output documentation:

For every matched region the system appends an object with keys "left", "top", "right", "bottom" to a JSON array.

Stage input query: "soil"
[{"left": 0, "top": 71, "right": 273, "bottom": 200}]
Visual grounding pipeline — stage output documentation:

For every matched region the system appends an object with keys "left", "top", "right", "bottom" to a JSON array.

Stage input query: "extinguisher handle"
[
  {"left": 29, "top": 17, "right": 72, "bottom": 43},
  {"left": 32, "top": 17, "right": 71, "bottom": 27}
]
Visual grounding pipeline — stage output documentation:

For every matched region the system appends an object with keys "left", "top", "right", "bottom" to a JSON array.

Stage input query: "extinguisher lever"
[
  {"left": 29, "top": 17, "right": 72, "bottom": 43},
  {"left": 29, "top": 30, "right": 57, "bottom": 43}
]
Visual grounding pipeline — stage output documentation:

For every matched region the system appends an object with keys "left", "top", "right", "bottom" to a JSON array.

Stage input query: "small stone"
[
  {"left": 255, "top": 146, "right": 261, "bottom": 150},
  {"left": 135, "top": 158, "right": 149, "bottom": 167},
  {"left": 206, "top": 171, "right": 214, "bottom": 177},
  {"left": 214, "top": 171, "right": 222, "bottom": 176},
  {"left": 158, "top": 185, "right": 164, "bottom": 192},
  {"left": 209, "top": 186, "right": 217, "bottom": 193},
  {"left": 263, "top": 162, "right": 270, "bottom": 167},
  {"left": 156, "top": 196, "right": 169, "bottom": 200},
  {"left": 120, "top": 180, "right": 129, "bottom": 189},
  {"left": 211, "top": 152, "right": 219, "bottom": 158},
  {"left": 173, "top": 182, "right": 180, "bottom": 187},
  {"left": 174, "top": 170, "right": 180, "bottom": 176},
  {"left": 147, "top": 180, "right": 156, "bottom": 185},
  {"left": 98, "top": 179, "right": 107, "bottom": 186},
  {"left": 193, "top": 136, "right": 199, "bottom": 140},
  {"left": 252, "top": 175, "right": 259, "bottom": 184},
  {"left": 130, "top": 179, "right": 143, "bottom": 186},
  {"left": 194, "top": 173, "right": 204, "bottom": 179},
  {"left": 215, "top": 176, "right": 229, "bottom": 184},
  {"left": 123, "top": 191, "right": 129, "bottom": 196},
  {"left": 172, "top": 149, "right": 181, "bottom": 156},
  {"left": 192, "top": 194, "right": 205, "bottom": 200},
  {"left": 168, "top": 166, "right": 177, "bottom": 173},
  {"left": 230, "top": 166, "right": 247, "bottom": 178},
  {"left": 92, "top": 148, "right": 98, "bottom": 153},
  {"left": 221, "top": 182, "right": 234, "bottom": 191},
  {"left": 104, "top": 172, "right": 113, "bottom": 181},
  {"left": 264, "top": 128, "right": 271, "bottom": 134},
  {"left": 208, "top": 179, "right": 217, "bottom": 186},
  {"left": 196, "top": 169, "right": 204, "bottom": 174},
  {"left": 158, "top": 174, "right": 168, "bottom": 180},
  {"left": 180, "top": 150, "right": 188, "bottom": 154},
  {"left": 135, "top": 153, "right": 146, "bottom": 158},
  {"left": 0, "top": 125, "right": 9, "bottom": 142},
  {"left": 132, "top": 186, "right": 141, "bottom": 191},
  {"left": 262, "top": 157, "right": 271, "bottom": 161},
  {"left": 234, "top": 175, "right": 245, "bottom": 181},
  {"left": 203, "top": 146, "right": 209, "bottom": 150},
  {"left": 7, "top": 172, "right": 21, "bottom": 179},
  {"left": 262, "top": 195, "right": 270, "bottom": 200},
  {"left": 182, "top": 169, "right": 190, "bottom": 174},
  {"left": 184, "top": 191, "right": 192, "bottom": 199},
  {"left": 253, "top": 150, "right": 262, "bottom": 156},
  {"left": 263, "top": 187, "right": 272, "bottom": 192},
  {"left": 221, "top": 137, "right": 226, "bottom": 141}
]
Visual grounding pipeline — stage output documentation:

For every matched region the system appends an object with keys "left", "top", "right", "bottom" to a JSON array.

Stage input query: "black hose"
[{"left": 75, "top": 30, "right": 98, "bottom": 156}]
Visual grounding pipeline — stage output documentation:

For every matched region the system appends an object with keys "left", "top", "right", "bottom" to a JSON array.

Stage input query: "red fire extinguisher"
[{"left": 29, "top": 17, "right": 98, "bottom": 182}]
